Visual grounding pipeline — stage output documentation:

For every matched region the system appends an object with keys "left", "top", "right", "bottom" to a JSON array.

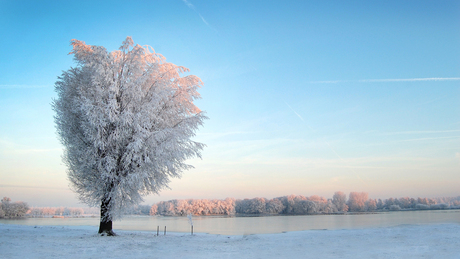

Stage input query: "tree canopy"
[{"left": 53, "top": 37, "right": 206, "bottom": 234}]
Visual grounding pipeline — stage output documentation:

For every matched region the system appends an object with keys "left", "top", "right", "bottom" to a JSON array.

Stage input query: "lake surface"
[{"left": 1, "top": 210, "right": 459, "bottom": 235}]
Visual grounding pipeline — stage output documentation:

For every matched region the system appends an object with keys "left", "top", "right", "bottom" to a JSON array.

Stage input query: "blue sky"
[{"left": 0, "top": 0, "right": 459, "bottom": 207}]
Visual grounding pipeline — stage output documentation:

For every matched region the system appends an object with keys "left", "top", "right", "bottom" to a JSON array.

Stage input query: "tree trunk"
[{"left": 98, "top": 199, "right": 116, "bottom": 236}]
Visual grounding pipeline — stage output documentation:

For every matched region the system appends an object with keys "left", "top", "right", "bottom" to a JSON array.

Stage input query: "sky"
[{"left": 0, "top": 0, "right": 459, "bottom": 207}]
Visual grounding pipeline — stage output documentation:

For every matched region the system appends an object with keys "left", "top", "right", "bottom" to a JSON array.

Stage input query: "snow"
[{"left": 1, "top": 223, "right": 459, "bottom": 258}]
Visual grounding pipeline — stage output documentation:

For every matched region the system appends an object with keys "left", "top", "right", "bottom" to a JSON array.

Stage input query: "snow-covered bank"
[{"left": 1, "top": 223, "right": 459, "bottom": 258}]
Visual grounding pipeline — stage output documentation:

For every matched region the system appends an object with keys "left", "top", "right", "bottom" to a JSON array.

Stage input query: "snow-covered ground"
[{"left": 1, "top": 223, "right": 459, "bottom": 258}]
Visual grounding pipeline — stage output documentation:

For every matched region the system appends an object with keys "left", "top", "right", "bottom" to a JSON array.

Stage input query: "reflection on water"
[{"left": 1, "top": 210, "right": 459, "bottom": 235}]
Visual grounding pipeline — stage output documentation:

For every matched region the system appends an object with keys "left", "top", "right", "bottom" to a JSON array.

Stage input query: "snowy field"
[{"left": 1, "top": 223, "right": 459, "bottom": 259}]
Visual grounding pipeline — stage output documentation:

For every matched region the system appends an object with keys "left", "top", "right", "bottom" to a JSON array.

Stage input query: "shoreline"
[
  {"left": 2, "top": 209, "right": 460, "bottom": 236},
  {"left": 4, "top": 206, "right": 460, "bottom": 220}
]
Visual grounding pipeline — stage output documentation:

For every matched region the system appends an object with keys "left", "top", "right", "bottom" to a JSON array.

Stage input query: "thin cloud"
[
  {"left": 284, "top": 101, "right": 316, "bottom": 132},
  {"left": 284, "top": 101, "right": 304, "bottom": 121},
  {"left": 182, "top": 0, "right": 213, "bottom": 29},
  {"left": 182, "top": 0, "right": 194, "bottom": 9},
  {"left": 310, "top": 77, "right": 460, "bottom": 84},
  {"left": 198, "top": 14, "right": 209, "bottom": 26},
  {"left": 397, "top": 136, "right": 460, "bottom": 142},
  {"left": 379, "top": 130, "right": 460, "bottom": 136}
]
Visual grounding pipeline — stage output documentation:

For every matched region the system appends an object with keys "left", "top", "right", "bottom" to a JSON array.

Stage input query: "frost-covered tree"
[
  {"left": 265, "top": 198, "right": 285, "bottom": 214},
  {"left": 279, "top": 195, "right": 304, "bottom": 214},
  {"left": 53, "top": 37, "right": 206, "bottom": 235},
  {"left": 135, "top": 205, "right": 151, "bottom": 215},
  {"left": 347, "top": 192, "right": 369, "bottom": 212},
  {"left": 377, "top": 199, "right": 384, "bottom": 210},
  {"left": 1, "top": 197, "right": 29, "bottom": 218},
  {"left": 398, "top": 197, "right": 412, "bottom": 209},
  {"left": 332, "top": 191, "right": 348, "bottom": 212},
  {"left": 1, "top": 197, "right": 11, "bottom": 217},
  {"left": 389, "top": 204, "right": 401, "bottom": 211},
  {"left": 308, "top": 195, "right": 327, "bottom": 212},
  {"left": 292, "top": 200, "right": 317, "bottom": 214},
  {"left": 324, "top": 200, "right": 338, "bottom": 214},
  {"left": 235, "top": 198, "right": 268, "bottom": 214},
  {"left": 384, "top": 197, "right": 396, "bottom": 209},
  {"left": 366, "top": 199, "right": 377, "bottom": 211},
  {"left": 149, "top": 204, "right": 158, "bottom": 216}
]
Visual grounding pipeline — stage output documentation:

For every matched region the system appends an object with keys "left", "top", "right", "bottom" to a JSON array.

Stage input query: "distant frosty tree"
[
  {"left": 235, "top": 198, "right": 267, "bottom": 214},
  {"left": 149, "top": 204, "right": 158, "bottom": 216},
  {"left": 41, "top": 207, "right": 56, "bottom": 216},
  {"left": 308, "top": 195, "right": 327, "bottom": 204},
  {"left": 8, "top": 202, "right": 29, "bottom": 218},
  {"left": 222, "top": 198, "right": 236, "bottom": 215},
  {"left": 398, "top": 197, "right": 413, "bottom": 209},
  {"left": 29, "top": 208, "right": 41, "bottom": 217},
  {"left": 332, "top": 191, "right": 348, "bottom": 212},
  {"left": 71, "top": 208, "right": 84, "bottom": 217},
  {"left": 53, "top": 37, "right": 206, "bottom": 235},
  {"left": 1, "top": 197, "right": 29, "bottom": 218},
  {"left": 1, "top": 197, "right": 11, "bottom": 218},
  {"left": 347, "top": 192, "right": 369, "bottom": 212},
  {"left": 323, "top": 200, "right": 338, "bottom": 214},
  {"left": 389, "top": 204, "right": 401, "bottom": 211},
  {"left": 377, "top": 199, "right": 384, "bottom": 210},
  {"left": 280, "top": 195, "right": 302, "bottom": 214},
  {"left": 415, "top": 203, "right": 429, "bottom": 210},
  {"left": 172, "top": 199, "right": 191, "bottom": 216},
  {"left": 245, "top": 198, "right": 267, "bottom": 214},
  {"left": 430, "top": 203, "right": 449, "bottom": 210},
  {"left": 293, "top": 200, "right": 318, "bottom": 215},
  {"left": 136, "top": 205, "right": 151, "bottom": 215},
  {"left": 384, "top": 198, "right": 396, "bottom": 209},
  {"left": 265, "top": 198, "right": 284, "bottom": 214},
  {"left": 366, "top": 199, "right": 377, "bottom": 211},
  {"left": 0, "top": 197, "right": 7, "bottom": 218}
]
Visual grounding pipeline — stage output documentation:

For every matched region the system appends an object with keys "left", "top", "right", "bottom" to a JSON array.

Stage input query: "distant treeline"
[
  {"left": 149, "top": 192, "right": 460, "bottom": 216},
  {"left": 0, "top": 196, "right": 151, "bottom": 218},
  {"left": 0, "top": 197, "right": 29, "bottom": 219},
  {"left": 29, "top": 207, "right": 97, "bottom": 217},
  {"left": 27, "top": 205, "right": 152, "bottom": 218},
  {"left": 2, "top": 193, "right": 460, "bottom": 219}
]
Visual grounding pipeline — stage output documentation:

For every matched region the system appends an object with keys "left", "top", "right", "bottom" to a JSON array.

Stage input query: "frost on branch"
[{"left": 53, "top": 37, "right": 207, "bottom": 226}]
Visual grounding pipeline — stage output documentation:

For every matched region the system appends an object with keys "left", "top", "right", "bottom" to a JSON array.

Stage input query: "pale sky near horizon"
[{"left": 0, "top": 0, "right": 459, "bottom": 207}]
